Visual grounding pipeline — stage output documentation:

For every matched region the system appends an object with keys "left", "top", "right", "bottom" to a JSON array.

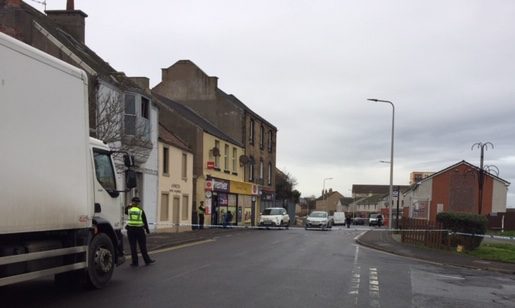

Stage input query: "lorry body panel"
[{"left": 0, "top": 32, "right": 94, "bottom": 234}]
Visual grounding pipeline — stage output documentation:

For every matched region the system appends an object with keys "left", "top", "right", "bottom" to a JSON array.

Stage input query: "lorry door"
[{"left": 92, "top": 148, "right": 123, "bottom": 229}]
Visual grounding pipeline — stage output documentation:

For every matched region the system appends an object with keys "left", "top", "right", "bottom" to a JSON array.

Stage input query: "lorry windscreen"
[{"left": 93, "top": 150, "right": 117, "bottom": 192}]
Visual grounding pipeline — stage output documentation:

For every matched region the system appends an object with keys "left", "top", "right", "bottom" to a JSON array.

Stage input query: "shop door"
[{"left": 211, "top": 195, "right": 219, "bottom": 225}]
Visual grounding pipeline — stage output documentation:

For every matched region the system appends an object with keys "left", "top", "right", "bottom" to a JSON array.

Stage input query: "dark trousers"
[
  {"left": 199, "top": 214, "right": 204, "bottom": 229},
  {"left": 127, "top": 227, "right": 152, "bottom": 265}
]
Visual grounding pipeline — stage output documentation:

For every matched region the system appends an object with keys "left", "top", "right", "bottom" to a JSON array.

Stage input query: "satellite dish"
[
  {"left": 211, "top": 147, "right": 220, "bottom": 157},
  {"left": 239, "top": 155, "right": 249, "bottom": 165}
]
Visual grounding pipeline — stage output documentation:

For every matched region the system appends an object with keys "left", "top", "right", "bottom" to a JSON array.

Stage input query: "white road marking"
[
  {"left": 434, "top": 273, "right": 465, "bottom": 280},
  {"left": 369, "top": 267, "right": 381, "bottom": 308},
  {"left": 349, "top": 245, "right": 361, "bottom": 306},
  {"left": 354, "top": 245, "right": 359, "bottom": 264},
  {"left": 148, "top": 239, "right": 215, "bottom": 255}
]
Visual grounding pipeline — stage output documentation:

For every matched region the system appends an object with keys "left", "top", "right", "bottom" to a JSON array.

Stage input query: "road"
[{"left": 2, "top": 227, "right": 515, "bottom": 308}]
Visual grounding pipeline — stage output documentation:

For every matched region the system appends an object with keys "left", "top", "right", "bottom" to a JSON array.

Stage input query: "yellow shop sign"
[{"left": 230, "top": 181, "right": 258, "bottom": 195}]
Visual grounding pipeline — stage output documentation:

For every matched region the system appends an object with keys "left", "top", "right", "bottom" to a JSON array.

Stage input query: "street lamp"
[
  {"left": 322, "top": 177, "right": 333, "bottom": 200},
  {"left": 367, "top": 98, "right": 395, "bottom": 229}
]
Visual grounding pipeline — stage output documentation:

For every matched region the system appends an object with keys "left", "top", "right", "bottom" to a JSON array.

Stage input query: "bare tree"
[{"left": 95, "top": 91, "right": 153, "bottom": 166}]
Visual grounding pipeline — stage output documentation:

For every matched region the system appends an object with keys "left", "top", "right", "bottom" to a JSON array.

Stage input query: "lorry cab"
[{"left": 90, "top": 137, "right": 125, "bottom": 230}]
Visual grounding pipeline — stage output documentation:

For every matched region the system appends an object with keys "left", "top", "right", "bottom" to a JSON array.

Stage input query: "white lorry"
[{"left": 0, "top": 32, "right": 135, "bottom": 288}]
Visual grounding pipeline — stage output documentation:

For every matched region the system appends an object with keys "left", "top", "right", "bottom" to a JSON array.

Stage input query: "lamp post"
[
  {"left": 367, "top": 98, "right": 395, "bottom": 229},
  {"left": 322, "top": 177, "right": 333, "bottom": 200}
]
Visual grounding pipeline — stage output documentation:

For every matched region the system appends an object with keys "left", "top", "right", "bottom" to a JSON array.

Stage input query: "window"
[
  {"left": 182, "top": 153, "right": 187, "bottom": 179},
  {"left": 232, "top": 147, "right": 237, "bottom": 172},
  {"left": 162, "top": 146, "right": 169, "bottom": 175},
  {"left": 268, "top": 130, "right": 273, "bottom": 152},
  {"left": 160, "top": 193, "right": 169, "bottom": 221},
  {"left": 259, "top": 125, "right": 264, "bottom": 149},
  {"left": 249, "top": 163, "right": 254, "bottom": 181},
  {"left": 124, "top": 94, "right": 136, "bottom": 135},
  {"left": 93, "top": 150, "right": 116, "bottom": 192},
  {"left": 214, "top": 140, "right": 220, "bottom": 168},
  {"left": 182, "top": 195, "right": 189, "bottom": 220},
  {"left": 268, "top": 162, "right": 272, "bottom": 185},
  {"left": 249, "top": 119, "right": 255, "bottom": 145},
  {"left": 224, "top": 144, "right": 229, "bottom": 171},
  {"left": 141, "top": 97, "right": 149, "bottom": 119},
  {"left": 259, "top": 159, "right": 264, "bottom": 180}
]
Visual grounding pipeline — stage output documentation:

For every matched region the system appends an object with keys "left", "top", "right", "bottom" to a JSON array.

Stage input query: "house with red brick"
[{"left": 403, "top": 161, "right": 510, "bottom": 222}]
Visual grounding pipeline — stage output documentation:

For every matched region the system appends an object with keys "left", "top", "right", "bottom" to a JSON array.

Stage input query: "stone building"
[{"left": 152, "top": 60, "right": 277, "bottom": 211}]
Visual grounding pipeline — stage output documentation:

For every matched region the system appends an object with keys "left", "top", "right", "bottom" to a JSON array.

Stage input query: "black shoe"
[
  {"left": 145, "top": 260, "right": 156, "bottom": 265},
  {"left": 130, "top": 263, "right": 138, "bottom": 267}
]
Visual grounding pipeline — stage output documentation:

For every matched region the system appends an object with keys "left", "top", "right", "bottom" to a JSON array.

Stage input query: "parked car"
[
  {"left": 369, "top": 213, "right": 384, "bottom": 227},
  {"left": 333, "top": 212, "right": 346, "bottom": 225},
  {"left": 352, "top": 217, "right": 367, "bottom": 225},
  {"left": 305, "top": 211, "right": 333, "bottom": 230},
  {"left": 259, "top": 207, "right": 290, "bottom": 229}
]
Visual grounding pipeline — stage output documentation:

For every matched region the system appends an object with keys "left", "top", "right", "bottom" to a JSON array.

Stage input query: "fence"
[
  {"left": 401, "top": 218, "right": 447, "bottom": 249},
  {"left": 486, "top": 211, "right": 515, "bottom": 231}
]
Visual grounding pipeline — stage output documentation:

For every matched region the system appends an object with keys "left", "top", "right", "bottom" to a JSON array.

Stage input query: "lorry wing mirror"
[
  {"left": 126, "top": 169, "right": 137, "bottom": 189},
  {"left": 123, "top": 154, "right": 135, "bottom": 167}
]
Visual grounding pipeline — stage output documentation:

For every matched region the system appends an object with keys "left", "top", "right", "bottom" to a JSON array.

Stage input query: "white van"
[{"left": 333, "top": 212, "right": 347, "bottom": 225}]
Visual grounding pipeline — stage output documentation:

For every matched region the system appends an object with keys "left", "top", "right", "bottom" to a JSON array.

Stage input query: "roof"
[
  {"left": 13, "top": 3, "right": 145, "bottom": 94},
  {"left": 339, "top": 197, "right": 354, "bottom": 206},
  {"left": 158, "top": 124, "right": 192, "bottom": 153},
  {"left": 414, "top": 160, "right": 511, "bottom": 186},
  {"left": 356, "top": 194, "right": 387, "bottom": 205},
  {"left": 352, "top": 184, "right": 410, "bottom": 195},
  {"left": 153, "top": 92, "right": 243, "bottom": 147},
  {"left": 316, "top": 191, "right": 344, "bottom": 201}
]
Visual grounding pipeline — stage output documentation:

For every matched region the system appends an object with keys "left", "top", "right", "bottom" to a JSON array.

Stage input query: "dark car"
[{"left": 352, "top": 217, "right": 367, "bottom": 225}]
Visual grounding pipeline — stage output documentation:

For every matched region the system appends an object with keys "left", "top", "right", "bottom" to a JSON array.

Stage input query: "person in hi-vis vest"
[{"left": 126, "top": 197, "right": 155, "bottom": 266}]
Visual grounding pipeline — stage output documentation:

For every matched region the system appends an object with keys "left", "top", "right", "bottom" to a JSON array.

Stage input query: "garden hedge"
[{"left": 437, "top": 212, "right": 488, "bottom": 250}]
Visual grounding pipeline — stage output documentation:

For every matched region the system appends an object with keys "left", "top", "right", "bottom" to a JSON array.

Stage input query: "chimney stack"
[
  {"left": 66, "top": 0, "right": 74, "bottom": 10},
  {"left": 46, "top": 0, "right": 87, "bottom": 44}
]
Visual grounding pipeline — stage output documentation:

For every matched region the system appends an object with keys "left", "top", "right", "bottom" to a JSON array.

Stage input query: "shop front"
[{"left": 205, "top": 177, "right": 259, "bottom": 226}]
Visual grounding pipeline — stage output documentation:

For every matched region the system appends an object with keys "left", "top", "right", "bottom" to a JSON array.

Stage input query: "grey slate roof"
[
  {"left": 153, "top": 92, "right": 243, "bottom": 147},
  {"left": 352, "top": 184, "right": 411, "bottom": 195},
  {"left": 13, "top": 2, "right": 145, "bottom": 93},
  {"left": 158, "top": 124, "right": 192, "bottom": 153}
]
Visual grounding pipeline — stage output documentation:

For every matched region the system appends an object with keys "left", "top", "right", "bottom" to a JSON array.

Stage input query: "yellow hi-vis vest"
[{"left": 127, "top": 206, "right": 144, "bottom": 227}]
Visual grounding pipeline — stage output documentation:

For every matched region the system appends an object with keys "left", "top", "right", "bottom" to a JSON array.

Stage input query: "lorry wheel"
[{"left": 85, "top": 233, "right": 115, "bottom": 289}]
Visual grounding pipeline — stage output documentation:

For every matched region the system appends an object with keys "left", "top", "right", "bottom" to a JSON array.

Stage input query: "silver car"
[{"left": 305, "top": 211, "right": 333, "bottom": 230}]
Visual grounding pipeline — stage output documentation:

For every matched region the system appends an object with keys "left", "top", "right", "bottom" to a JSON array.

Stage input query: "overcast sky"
[{"left": 39, "top": 0, "right": 515, "bottom": 207}]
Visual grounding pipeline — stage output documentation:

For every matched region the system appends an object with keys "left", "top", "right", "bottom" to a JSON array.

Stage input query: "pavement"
[
  {"left": 123, "top": 226, "right": 252, "bottom": 253},
  {"left": 356, "top": 229, "right": 515, "bottom": 275},
  {"left": 125, "top": 226, "right": 515, "bottom": 275}
]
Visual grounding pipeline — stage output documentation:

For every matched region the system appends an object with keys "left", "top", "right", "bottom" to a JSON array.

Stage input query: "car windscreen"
[
  {"left": 263, "top": 208, "right": 283, "bottom": 215},
  {"left": 309, "top": 212, "right": 327, "bottom": 218}
]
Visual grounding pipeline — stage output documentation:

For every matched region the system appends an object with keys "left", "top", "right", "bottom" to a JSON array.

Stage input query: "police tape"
[
  {"left": 450, "top": 232, "right": 515, "bottom": 241},
  {"left": 145, "top": 222, "right": 515, "bottom": 241}
]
